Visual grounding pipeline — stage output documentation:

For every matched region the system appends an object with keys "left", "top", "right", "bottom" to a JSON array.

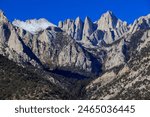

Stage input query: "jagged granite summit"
[
  {"left": 1, "top": 10, "right": 101, "bottom": 77},
  {"left": 58, "top": 11, "right": 129, "bottom": 46},
  {"left": 0, "top": 10, "right": 150, "bottom": 99}
]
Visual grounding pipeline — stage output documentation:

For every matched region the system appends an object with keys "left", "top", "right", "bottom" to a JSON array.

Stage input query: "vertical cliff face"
[
  {"left": 1, "top": 10, "right": 150, "bottom": 100},
  {"left": 129, "top": 14, "right": 150, "bottom": 33},
  {"left": 0, "top": 10, "right": 29, "bottom": 64},
  {"left": 84, "top": 29, "right": 150, "bottom": 100},
  {"left": 96, "top": 11, "right": 129, "bottom": 44},
  {"left": 82, "top": 17, "right": 95, "bottom": 39},
  {"left": 1, "top": 10, "right": 150, "bottom": 77},
  {"left": 58, "top": 19, "right": 75, "bottom": 38},
  {"left": 97, "top": 11, "right": 119, "bottom": 31},
  {"left": 58, "top": 11, "right": 129, "bottom": 45},
  {"left": 0, "top": 10, "right": 8, "bottom": 23},
  {"left": 0, "top": 11, "right": 102, "bottom": 76},
  {"left": 58, "top": 17, "right": 84, "bottom": 41},
  {"left": 74, "top": 17, "right": 84, "bottom": 40}
]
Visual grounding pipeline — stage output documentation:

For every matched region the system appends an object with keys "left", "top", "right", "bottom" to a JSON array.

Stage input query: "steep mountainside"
[
  {"left": 0, "top": 55, "right": 72, "bottom": 100},
  {"left": 0, "top": 9, "right": 150, "bottom": 100},
  {"left": 0, "top": 10, "right": 102, "bottom": 77},
  {"left": 59, "top": 11, "right": 129, "bottom": 46},
  {"left": 83, "top": 29, "right": 150, "bottom": 100}
]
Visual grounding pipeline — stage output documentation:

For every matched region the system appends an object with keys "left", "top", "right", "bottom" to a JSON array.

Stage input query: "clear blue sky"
[{"left": 0, "top": 0, "right": 150, "bottom": 25}]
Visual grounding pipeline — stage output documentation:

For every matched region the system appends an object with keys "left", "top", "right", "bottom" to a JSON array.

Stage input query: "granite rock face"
[
  {"left": 58, "top": 17, "right": 84, "bottom": 41},
  {"left": 130, "top": 14, "right": 150, "bottom": 33},
  {"left": 95, "top": 11, "right": 129, "bottom": 44},
  {"left": 59, "top": 11, "right": 129, "bottom": 45},
  {"left": 20, "top": 29, "right": 101, "bottom": 75},
  {"left": 0, "top": 11, "right": 101, "bottom": 76},
  {"left": 0, "top": 10, "right": 32, "bottom": 65},
  {"left": 0, "top": 10, "right": 150, "bottom": 100},
  {"left": 84, "top": 29, "right": 150, "bottom": 100}
]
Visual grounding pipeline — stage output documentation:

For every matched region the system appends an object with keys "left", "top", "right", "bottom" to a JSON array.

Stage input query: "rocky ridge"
[{"left": 0, "top": 9, "right": 150, "bottom": 99}]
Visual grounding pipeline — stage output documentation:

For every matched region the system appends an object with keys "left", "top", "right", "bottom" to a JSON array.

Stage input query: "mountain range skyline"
[
  {"left": 1, "top": 9, "right": 150, "bottom": 28},
  {"left": 0, "top": 4, "right": 150, "bottom": 100},
  {"left": 0, "top": 0, "right": 150, "bottom": 24}
]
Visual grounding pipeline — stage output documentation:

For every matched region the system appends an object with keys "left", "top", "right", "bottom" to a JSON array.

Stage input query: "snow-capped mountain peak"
[{"left": 12, "top": 18, "right": 57, "bottom": 34}]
